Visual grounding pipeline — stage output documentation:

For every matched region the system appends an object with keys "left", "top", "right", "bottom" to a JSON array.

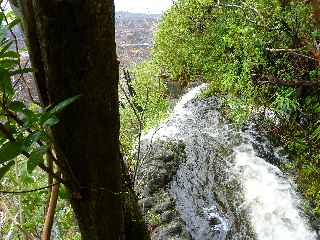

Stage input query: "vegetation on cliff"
[{"left": 153, "top": 0, "right": 320, "bottom": 215}]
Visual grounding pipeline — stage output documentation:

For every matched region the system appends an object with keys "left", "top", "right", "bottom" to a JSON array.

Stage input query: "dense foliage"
[
  {"left": 154, "top": 0, "right": 320, "bottom": 215},
  {"left": 0, "top": 8, "right": 80, "bottom": 239}
]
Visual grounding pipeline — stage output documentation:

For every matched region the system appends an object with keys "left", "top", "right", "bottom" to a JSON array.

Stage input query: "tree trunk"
[
  {"left": 16, "top": 0, "right": 150, "bottom": 239},
  {"left": 17, "top": 0, "right": 123, "bottom": 239}
]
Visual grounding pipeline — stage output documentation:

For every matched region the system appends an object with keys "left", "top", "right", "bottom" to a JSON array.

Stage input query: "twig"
[
  {"left": 265, "top": 47, "right": 320, "bottom": 62},
  {"left": 45, "top": 149, "right": 54, "bottom": 211},
  {"left": 265, "top": 47, "right": 306, "bottom": 52},
  {"left": 13, "top": 57, "right": 30, "bottom": 88},
  {"left": 120, "top": 84, "right": 142, "bottom": 124},
  {"left": 133, "top": 88, "right": 149, "bottom": 184},
  {"left": 256, "top": 75, "right": 320, "bottom": 87},
  {"left": 119, "top": 84, "right": 144, "bottom": 181},
  {"left": 0, "top": 183, "right": 60, "bottom": 195}
]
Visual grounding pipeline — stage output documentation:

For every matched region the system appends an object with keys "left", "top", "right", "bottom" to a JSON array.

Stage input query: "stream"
[{"left": 141, "top": 85, "right": 319, "bottom": 240}]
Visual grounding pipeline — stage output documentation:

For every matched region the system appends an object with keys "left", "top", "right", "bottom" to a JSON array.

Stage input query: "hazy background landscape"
[
  {"left": 115, "top": 0, "right": 172, "bottom": 67},
  {"left": 116, "top": 12, "right": 160, "bottom": 67}
]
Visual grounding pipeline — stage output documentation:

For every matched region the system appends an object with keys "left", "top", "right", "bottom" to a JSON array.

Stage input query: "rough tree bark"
[
  {"left": 29, "top": 1, "right": 122, "bottom": 239},
  {"left": 14, "top": 0, "right": 149, "bottom": 239}
]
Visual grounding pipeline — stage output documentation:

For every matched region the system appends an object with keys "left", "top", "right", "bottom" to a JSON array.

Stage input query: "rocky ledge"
[{"left": 134, "top": 140, "right": 192, "bottom": 240}]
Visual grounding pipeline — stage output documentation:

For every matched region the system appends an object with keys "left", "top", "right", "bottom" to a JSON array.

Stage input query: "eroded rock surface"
[{"left": 135, "top": 140, "right": 192, "bottom": 240}]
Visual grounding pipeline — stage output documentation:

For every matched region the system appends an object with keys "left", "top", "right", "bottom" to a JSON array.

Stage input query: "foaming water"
[
  {"left": 141, "top": 84, "right": 206, "bottom": 140},
  {"left": 140, "top": 86, "right": 317, "bottom": 239},
  {"left": 233, "top": 143, "right": 316, "bottom": 240}
]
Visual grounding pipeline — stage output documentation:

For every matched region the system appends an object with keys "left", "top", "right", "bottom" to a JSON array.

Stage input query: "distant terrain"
[
  {"left": 115, "top": 11, "right": 160, "bottom": 67},
  {"left": 10, "top": 11, "right": 161, "bottom": 102},
  {"left": 12, "top": 11, "right": 160, "bottom": 67}
]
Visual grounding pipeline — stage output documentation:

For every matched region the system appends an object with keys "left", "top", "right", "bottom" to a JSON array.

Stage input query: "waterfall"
[
  {"left": 140, "top": 85, "right": 317, "bottom": 240},
  {"left": 233, "top": 143, "right": 316, "bottom": 240}
]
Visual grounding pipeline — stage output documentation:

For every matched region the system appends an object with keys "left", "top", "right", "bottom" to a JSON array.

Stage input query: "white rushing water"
[
  {"left": 142, "top": 84, "right": 207, "bottom": 141},
  {"left": 141, "top": 85, "right": 317, "bottom": 239},
  {"left": 233, "top": 143, "right": 316, "bottom": 240}
]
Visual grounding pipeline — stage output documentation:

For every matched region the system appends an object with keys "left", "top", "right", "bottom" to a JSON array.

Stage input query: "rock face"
[{"left": 135, "top": 140, "right": 192, "bottom": 240}]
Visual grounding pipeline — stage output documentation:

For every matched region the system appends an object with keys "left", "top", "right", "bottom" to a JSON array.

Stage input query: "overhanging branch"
[
  {"left": 256, "top": 75, "right": 320, "bottom": 87},
  {"left": 265, "top": 47, "right": 320, "bottom": 62}
]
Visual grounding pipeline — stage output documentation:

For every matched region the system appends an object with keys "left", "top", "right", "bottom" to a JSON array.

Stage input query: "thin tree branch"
[
  {"left": 119, "top": 82, "right": 146, "bottom": 184},
  {"left": 119, "top": 84, "right": 142, "bottom": 124},
  {"left": 0, "top": 183, "right": 60, "bottom": 195},
  {"left": 41, "top": 170, "right": 60, "bottom": 240},
  {"left": 265, "top": 47, "right": 306, "bottom": 52},
  {"left": 0, "top": 99, "right": 72, "bottom": 185},
  {"left": 256, "top": 75, "right": 320, "bottom": 87},
  {"left": 265, "top": 47, "right": 320, "bottom": 62},
  {"left": 45, "top": 149, "right": 54, "bottom": 211}
]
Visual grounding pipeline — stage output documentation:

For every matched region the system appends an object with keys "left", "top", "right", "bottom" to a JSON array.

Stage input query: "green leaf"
[
  {"left": 20, "top": 108, "right": 39, "bottom": 128},
  {"left": 0, "top": 69, "right": 14, "bottom": 98},
  {"left": 8, "top": 101, "right": 26, "bottom": 112},
  {"left": 0, "top": 141, "right": 23, "bottom": 164},
  {"left": 0, "top": 58, "right": 19, "bottom": 68},
  {"left": 42, "top": 115, "right": 60, "bottom": 127},
  {"left": 27, "top": 147, "right": 47, "bottom": 174},
  {"left": 39, "top": 112, "right": 50, "bottom": 125},
  {"left": 0, "top": 50, "right": 19, "bottom": 59},
  {"left": 0, "top": 160, "right": 14, "bottom": 180},
  {"left": 59, "top": 185, "right": 71, "bottom": 200},
  {"left": 8, "top": 18, "right": 21, "bottom": 30},
  {"left": 0, "top": 12, "right": 4, "bottom": 24},
  {"left": 0, "top": 40, "right": 13, "bottom": 57},
  {"left": 23, "top": 131, "right": 43, "bottom": 151},
  {"left": 49, "top": 95, "right": 81, "bottom": 115}
]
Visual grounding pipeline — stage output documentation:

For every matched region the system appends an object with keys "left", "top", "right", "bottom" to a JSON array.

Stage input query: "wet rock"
[
  {"left": 209, "top": 216, "right": 222, "bottom": 226},
  {"left": 153, "top": 222, "right": 182, "bottom": 240},
  {"left": 134, "top": 140, "right": 189, "bottom": 240},
  {"left": 139, "top": 197, "right": 154, "bottom": 211},
  {"left": 142, "top": 185, "right": 152, "bottom": 197},
  {"left": 161, "top": 210, "right": 176, "bottom": 223},
  {"left": 154, "top": 201, "right": 174, "bottom": 213}
]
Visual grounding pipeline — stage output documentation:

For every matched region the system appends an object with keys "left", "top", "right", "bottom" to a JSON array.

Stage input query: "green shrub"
[{"left": 154, "top": 0, "right": 320, "bottom": 216}]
